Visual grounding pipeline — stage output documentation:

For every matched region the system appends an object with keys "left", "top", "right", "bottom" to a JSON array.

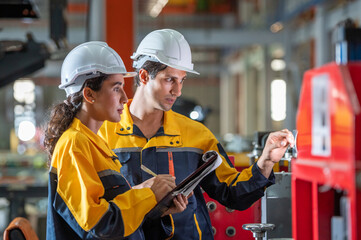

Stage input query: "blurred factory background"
[{"left": 0, "top": 0, "right": 361, "bottom": 239}]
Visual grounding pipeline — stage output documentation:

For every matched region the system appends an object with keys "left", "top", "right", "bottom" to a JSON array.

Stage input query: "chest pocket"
[{"left": 116, "top": 152, "right": 142, "bottom": 186}]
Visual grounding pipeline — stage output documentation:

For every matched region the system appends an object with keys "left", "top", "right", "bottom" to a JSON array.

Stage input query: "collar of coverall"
[
  {"left": 72, "top": 117, "right": 115, "bottom": 157},
  {"left": 123, "top": 99, "right": 181, "bottom": 136}
]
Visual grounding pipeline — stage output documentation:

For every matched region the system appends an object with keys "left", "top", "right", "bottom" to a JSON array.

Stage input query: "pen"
[{"left": 141, "top": 164, "right": 157, "bottom": 177}]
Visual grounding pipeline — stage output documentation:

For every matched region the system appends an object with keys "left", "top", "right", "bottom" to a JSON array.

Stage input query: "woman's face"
[{"left": 92, "top": 74, "right": 128, "bottom": 123}]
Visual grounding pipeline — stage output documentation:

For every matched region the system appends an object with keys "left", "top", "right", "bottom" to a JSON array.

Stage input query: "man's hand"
[
  {"left": 161, "top": 194, "right": 188, "bottom": 216},
  {"left": 257, "top": 129, "right": 295, "bottom": 178},
  {"left": 162, "top": 191, "right": 193, "bottom": 216}
]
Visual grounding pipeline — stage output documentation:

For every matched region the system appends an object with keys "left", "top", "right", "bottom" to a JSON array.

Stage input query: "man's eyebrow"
[
  {"left": 163, "top": 74, "right": 187, "bottom": 79},
  {"left": 112, "top": 82, "right": 123, "bottom": 86}
]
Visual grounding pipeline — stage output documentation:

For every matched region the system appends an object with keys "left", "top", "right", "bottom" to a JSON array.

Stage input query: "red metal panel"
[
  {"left": 293, "top": 62, "right": 360, "bottom": 240},
  {"left": 203, "top": 191, "right": 261, "bottom": 240},
  {"left": 346, "top": 63, "right": 361, "bottom": 240},
  {"left": 203, "top": 156, "right": 261, "bottom": 240},
  {"left": 354, "top": 189, "right": 361, "bottom": 239},
  {"left": 347, "top": 63, "right": 361, "bottom": 163},
  {"left": 312, "top": 182, "right": 319, "bottom": 240},
  {"left": 317, "top": 188, "right": 335, "bottom": 240},
  {"left": 292, "top": 178, "right": 313, "bottom": 240}
]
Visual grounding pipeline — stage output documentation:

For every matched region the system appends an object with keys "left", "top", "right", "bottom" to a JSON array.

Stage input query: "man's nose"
[{"left": 171, "top": 81, "right": 182, "bottom": 97}]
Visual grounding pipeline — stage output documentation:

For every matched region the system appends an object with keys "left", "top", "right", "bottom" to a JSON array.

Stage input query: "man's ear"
[
  {"left": 82, "top": 87, "right": 95, "bottom": 104},
  {"left": 139, "top": 69, "right": 150, "bottom": 85}
]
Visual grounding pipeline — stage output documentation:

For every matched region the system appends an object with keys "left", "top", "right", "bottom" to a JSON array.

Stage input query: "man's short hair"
[{"left": 134, "top": 59, "right": 168, "bottom": 86}]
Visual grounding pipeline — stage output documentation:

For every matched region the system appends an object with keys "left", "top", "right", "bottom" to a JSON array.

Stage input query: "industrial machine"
[
  {"left": 204, "top": 19, "right": 361, "bottom": 239},
  {"left": 203, "top": 132, "right": 295, "bottom": 240},
  {"left": 293, "top": 62, "right": 361, "bottom": 240},
  {"left": 292, "top": 20, "right": 361, "bottom": 240}
]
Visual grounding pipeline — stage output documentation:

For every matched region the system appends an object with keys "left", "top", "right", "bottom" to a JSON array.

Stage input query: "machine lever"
[{"left": 282, "top": 129, "right": 298, "bottom": 161}]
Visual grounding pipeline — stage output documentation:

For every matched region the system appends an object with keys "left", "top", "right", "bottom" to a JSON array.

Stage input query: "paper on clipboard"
[{"left": 146, "top": 150, "right": 222, "bottom": 219}]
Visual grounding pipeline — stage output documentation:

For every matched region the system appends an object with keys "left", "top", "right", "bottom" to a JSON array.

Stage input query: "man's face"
[{"left": 145, "top": 66, "right": 187, "bottom": 111}]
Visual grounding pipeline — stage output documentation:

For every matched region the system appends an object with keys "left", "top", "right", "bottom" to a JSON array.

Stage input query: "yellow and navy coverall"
[
  {"left": 47, "top": 118, "right": 173, "bottom": 240},
  {"left": 99, "top": 101, "right": 275, "bottom": 240}
]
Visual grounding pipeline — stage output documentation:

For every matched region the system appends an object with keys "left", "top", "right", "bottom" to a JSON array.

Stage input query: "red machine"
[
  {"left": 293, "top": 62, "right": 361, "bottom": 240},
  {"left": 203, "top": 192, "right": 260, "bottom": 240},
  {"left": 203, "top": 156, "right": 261, "bottom": 240}
]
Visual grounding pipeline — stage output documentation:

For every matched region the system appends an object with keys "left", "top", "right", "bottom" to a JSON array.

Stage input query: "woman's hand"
[
  {"left": 133, "top": 177, "right": 155, "bottom": 189},
  {"left": 134, "top": 174, "right": 176, "bottom": 202},
  {"left": 257, "top": 129, "right": 295, "bottom": 178},
  {"left": 149, "top": 175, "right": 176, "bottom": 202},
  {"left": 135, "top": 175, "right": 191, "bottom": 215}
]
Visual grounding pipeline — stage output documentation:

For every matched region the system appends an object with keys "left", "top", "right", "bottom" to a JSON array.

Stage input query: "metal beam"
[
  {"left": 136, "top": 29, "right": 284, "bottom": 48},
  {"left": 2, "top": 27, "right": 283, "bottom": 48}
]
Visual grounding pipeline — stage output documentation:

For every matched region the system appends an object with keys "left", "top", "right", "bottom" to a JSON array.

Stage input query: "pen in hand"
[{"left": 141, "top": 164, "right": 158, "bottom": 177}]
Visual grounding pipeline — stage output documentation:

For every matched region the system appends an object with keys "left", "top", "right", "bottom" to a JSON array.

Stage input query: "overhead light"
[
  {"left": 270, "top": 59, "right": 286, "bottom": 71},
  {"left": 189, "top": 106, "right": 205, "bottom": 121},
  {"left": 270, "top": 22, "right": 284, "bottom": 33},
  {"left": 13, "top": 79, "right": 35, "bottom": 103},
  {"left": 190, "top": 110, "right": 200, "bottom": 120},
  {"left": 172, "top": 98, "right": 210, "bottom": 123},
  {"left": 149, "top": 0, "right": 169, "bottom": 18},
  {"left": 18, "top": 120, "right": 36, "bottom": 141},
  {"left": 13, "top": 78, "right": 37, "bottom": 143}
]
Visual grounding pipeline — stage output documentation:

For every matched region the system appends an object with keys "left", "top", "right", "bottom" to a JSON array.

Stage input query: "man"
[{"left": 99, "top": 29, "right": 294, "bottom": 239}]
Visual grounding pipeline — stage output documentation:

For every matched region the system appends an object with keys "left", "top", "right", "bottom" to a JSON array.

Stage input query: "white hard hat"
[
  {"left": 60, "top": 41, "right": 136, "bottom": 96},
  {"left": 131, "top": 29, "right": 199, "bottom": 75}
]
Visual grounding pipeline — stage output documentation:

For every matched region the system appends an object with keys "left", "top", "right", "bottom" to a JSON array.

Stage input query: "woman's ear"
[
  {"left": 82, "top": 87, "right": 95, "bottom": 104},
  {"left": 139, "top": 69, "right": 150, "bottom": 85}
]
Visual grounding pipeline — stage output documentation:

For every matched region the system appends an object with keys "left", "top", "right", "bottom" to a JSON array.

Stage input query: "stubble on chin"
[{"left": 158, "top": 102, "right": 173, "bottom": 112}]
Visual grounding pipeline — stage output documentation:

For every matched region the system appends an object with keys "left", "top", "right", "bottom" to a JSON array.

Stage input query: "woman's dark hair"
[
  {"left": 134, "top": 60, "right": 168, "bottom": 86},
  {"left": 44, "top": 75, "right": 107, "bottom": 164}
]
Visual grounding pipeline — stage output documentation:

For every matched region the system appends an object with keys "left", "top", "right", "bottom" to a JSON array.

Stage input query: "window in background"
[{"left": 271, "top": 79, "right": 286, "bottom": 121}]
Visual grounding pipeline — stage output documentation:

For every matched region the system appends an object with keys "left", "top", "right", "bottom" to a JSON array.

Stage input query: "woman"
[{"left": 44, "top": 41, "right": 187, "bottom": 239}]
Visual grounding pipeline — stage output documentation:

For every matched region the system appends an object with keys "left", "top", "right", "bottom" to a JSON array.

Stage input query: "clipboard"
[{"left": 146, "top": 150, "right": 222, "bottom": 219}]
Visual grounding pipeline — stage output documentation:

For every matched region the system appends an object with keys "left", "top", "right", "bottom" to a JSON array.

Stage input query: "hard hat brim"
[
  {"left": 123, "top": 72, "right": 137, "bottom": 78},
  {"left": 131, "top": 53, "right": 200, "bottom": 75},
  {"left": 166, "top": 63, "right": 200, "bottom": 75},
  {"left": 59, "top": 71, "right": 137, "bottom": 90}
]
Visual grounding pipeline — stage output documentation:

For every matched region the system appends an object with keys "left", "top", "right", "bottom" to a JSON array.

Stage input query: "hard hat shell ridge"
[{"left": 131, "top": 29, "right": 199, "bottom": 75}]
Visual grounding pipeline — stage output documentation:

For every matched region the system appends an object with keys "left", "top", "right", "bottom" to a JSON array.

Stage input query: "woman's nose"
[{"left": 120, "top": 89, "right": 128, "bottom": 104}]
